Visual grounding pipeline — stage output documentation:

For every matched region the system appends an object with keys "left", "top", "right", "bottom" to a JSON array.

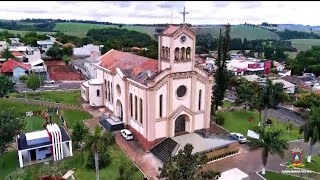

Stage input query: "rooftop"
[
  {"left": 0, "top": 59, "right": 31, "bottom": 73},
  {"left": 281, "top": 75, "right": 306, "bottom": 86},
  {"left": 272, "top": 79, "right": 296, "bottom": 88},
  {"left": 99, "top": 49, "right": 158, "bottom": 84}
]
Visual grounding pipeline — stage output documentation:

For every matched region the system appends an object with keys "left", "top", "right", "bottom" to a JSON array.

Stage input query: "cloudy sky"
[{"left": 0, "top": 1, "right": 319, "bottom": 25}]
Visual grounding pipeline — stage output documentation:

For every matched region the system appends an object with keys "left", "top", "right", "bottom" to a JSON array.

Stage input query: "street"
[{"left": 15, "top": 81, "right": 83, "bottom": 92}]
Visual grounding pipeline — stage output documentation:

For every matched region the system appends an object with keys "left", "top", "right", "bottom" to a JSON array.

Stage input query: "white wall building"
[
  {"left": 74, "top": 44, "right": 101, "bottom": 57},
  {"left": 81, "top": 25, "right": 214, "bottom": 150},
  {"left": 16, "top": 123, "right": 72, "bottom": 168},
  {"left": 37, "top": 40, "right": 54, "bottom": 53},
  {"left": 0, "top": 41, "right": 8, "bottom": 51},
  {"left": 272, "top": 79, "right": 296, "bottom": 94}
]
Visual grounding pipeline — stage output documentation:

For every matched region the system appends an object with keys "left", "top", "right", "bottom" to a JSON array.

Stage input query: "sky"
[{"left": 0, "top": 1, "right": 320, "bottom": 25}]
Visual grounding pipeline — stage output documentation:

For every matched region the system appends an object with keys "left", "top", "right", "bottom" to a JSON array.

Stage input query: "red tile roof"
[
  {"left": 99, "top": 49, "right": 158, "bottom": 84},
  {"left": 11, "top": 51, "right": 24, "bottom": 57},
  {"left": 161, "top": 25, "right": 182, "bottom": 35},
  {"left": 0, "top": 59, "right": 31, "bottom": 73}
]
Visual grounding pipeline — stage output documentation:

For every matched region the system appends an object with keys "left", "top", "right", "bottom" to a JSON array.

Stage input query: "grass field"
[
  {"left": 302, "top": 155, "right": 320, "bottom": 173},
  {"left": 261, "top": 171, "right": 304, "bottom": 180},
  {"left": 54, "top": 22, "right": 156, "bottom": 37},
  {"left": 9, "top": 90, "right": 81, "bottom": 106},
  {"left": 218, "top": 110, "right": 300, "bottom": 141},
  {"left": 194, "top": 25, "right": 280, "bottom": 40},
  {"left": 289, "top": 39, "right": 320, "bottom": 52},
  {"left": 0, "top": 145, "right": 143, "bottom": 180},
  {"left": 0, "top": 99, "right": 93, "bottom": 132},
  {"left": 222, "top": 100, "right": 234, "bottom": 108},
  {"left": 0, "top": 28, "right": 55, "bottom": 36}
]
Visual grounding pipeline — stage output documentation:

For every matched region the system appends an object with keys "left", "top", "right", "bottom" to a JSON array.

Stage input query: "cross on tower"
[{"left": 180, "top": 7, "right": 189, "bottom": 24}]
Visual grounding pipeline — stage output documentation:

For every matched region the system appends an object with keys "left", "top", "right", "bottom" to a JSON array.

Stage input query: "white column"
[
  {"left": 18, "top": 151, "right": 23, "bottom": 168},
  {"left": 51, "top": 130, "right": 56, "bottom": 161},
  {"left": 69, "top": 141, "right": 73, "bottom": 156},
  {"left": 57, "top": 130, "right": 64, "bottom": 159}
]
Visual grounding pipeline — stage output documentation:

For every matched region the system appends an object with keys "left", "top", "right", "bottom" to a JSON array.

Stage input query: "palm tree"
[
  {"left": 85, "top": 126, "right": 109, "bottom": 180},
  {"left": 299, "top": 106, "right": 320, "bottom": 163},
  {"left": 260, "top": 78, "right": 288, "bottom": 127},
  {"left": 249, "top": 128, "right": 288, "bottom": 175}
]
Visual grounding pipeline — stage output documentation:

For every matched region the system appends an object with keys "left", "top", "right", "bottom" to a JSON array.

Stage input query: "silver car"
[{"left": 230, "top": 132, "right": 247, "bottom": 143}]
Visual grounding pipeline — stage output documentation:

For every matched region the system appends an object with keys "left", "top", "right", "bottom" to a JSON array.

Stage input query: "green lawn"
[
  {"left": 0, "top": 28, "right": 55, "bottom": 36},
  {"left": 219, "top": 110, "right": 300, "bottom": 141},
  {"left": 302, "top": 155, "right": 320, "bottom": 173},
  {"left": 9, "top": 90, "right": 81, "bottom": 106},
  {"left": 54, "top": 22, "right": 156, "bottom": 37},
  {"left": 290, "top": 39, "right": 320, "bottom": 52},
  {"left": 1, "top": 145, "right": 143, "bottom": 180},
  {"left": 222, "top": 100, "right": 234, "bottom": 108},
  {"left": 261, "top": 171, "right": 304, "bottom": 180},
  {"left": 0, "top": 99, "right": 92, "bottom": 132}
]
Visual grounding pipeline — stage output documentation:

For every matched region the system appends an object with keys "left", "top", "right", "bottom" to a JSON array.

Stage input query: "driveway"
[
  {"left": 203, "top": 140, "right": 320, "bottom": 180},
  {"left": 114, "top": 132, "right": 162, "bottom": 180}
]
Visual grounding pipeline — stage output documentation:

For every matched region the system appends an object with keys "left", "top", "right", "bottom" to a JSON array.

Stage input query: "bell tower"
[{"left": 158, "top": 7, "right": 196, "bottom": 73}]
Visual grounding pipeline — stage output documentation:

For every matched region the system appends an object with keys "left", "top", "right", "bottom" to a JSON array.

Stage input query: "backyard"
[
  {"left": 0, "top": 145, "right": 143, "bottom": 180},
  {"left": 218, "top": 110, "right": 301, "bottom": 141},
  {"left": 9, "top": 90, "right": 81, "bottom": 106}
]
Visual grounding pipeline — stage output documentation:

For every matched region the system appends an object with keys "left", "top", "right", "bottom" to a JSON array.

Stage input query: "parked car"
[
  {"left": 44, "top": 80, "right": 55, "bottom": 84},
  {"left": 120, "top": 129, "right": 133, "bottom": 140},
  {"left": 229, "top": 132, "right": 247, "bottom": 143}
]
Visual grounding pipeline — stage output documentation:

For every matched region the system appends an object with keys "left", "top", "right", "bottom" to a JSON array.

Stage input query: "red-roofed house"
[
  {"left": 0, "top": 59, "right": 31, "bottom": 79},
  {"left": 80, "top": 24, "right": 215, "bottom": 151}
]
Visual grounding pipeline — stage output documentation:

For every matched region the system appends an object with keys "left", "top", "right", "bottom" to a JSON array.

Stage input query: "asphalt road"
[{"left": 15, "top": 81, "right": 83, "bottom": 92}]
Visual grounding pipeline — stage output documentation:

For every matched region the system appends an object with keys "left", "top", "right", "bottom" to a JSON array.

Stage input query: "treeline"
[
  {"left": 86, "top": 28, "right": 158, "bottom": 59},
  {"left": 0, "top": 20, "right": 56, "bottom": 32},
  {"left": 275, "top": 29, "right": 320, "bottom": 40},
  {"left": 261, "top": 22, "right": 278, "bottom": 27}
]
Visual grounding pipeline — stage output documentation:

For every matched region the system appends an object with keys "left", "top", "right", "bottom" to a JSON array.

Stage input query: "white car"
[
  {"left": 44, "top": 80, "right": 55, "bottom": 84},
  {"left": 120, "top": 129, "right": 133, "bottom": 140},
  {"left": 229, "top": 132, "right": 247, "bottom": 144}
]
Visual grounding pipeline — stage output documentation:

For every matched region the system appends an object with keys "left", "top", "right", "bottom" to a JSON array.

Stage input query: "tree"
[
  {"left": 62, "top": 46, "right": 73, "bottom": 56},
  {"left": 158, "top": 143, "right": 220, "bottom": 180},
  {"left": 0, "top": 108, "right": 25, "bottom": 154},
  {"left": 294, "top": 92, "right": 320, "bottom": 109},
  {"left": 72, "top": 121, "right": 89, "bottom": 144},
  {"left": 212, "top": 24, "right": 231, "bottom": 113},
  {"left": 264, "top": 46, "right": 274, "bottom": 60},
  {"left": 26, "top": 73, "right": 41, "bottom": 92},
  {"left": 117, "top": 164, "right": 138, "bottom": 180},
  {"left": 260, "top": 79, "right": 288, "bottom": 127},
  {"left": 249, "top": 128, "right": 288, "bottom": 175},
  {"left": 19, "top": 75, "right": 28, "bottom": 83},
  {"left": 299, "top": 106, "right": 320, "bottom": 163},
  {"left": 1, "top": 47, "right": 15, "bottom": 61},
  {"left": 85, "top": 126, "right": 109, "bottom": 180},
  {"left": 235, "top": 78, "right": 260, "bottom": 110},
  {"left": 0, "top": 75, "right": 15, "bottom": 98},
  {"left": 62, "top": 55, "right": 71, "bottom": 65},
  {"left": 46, "top": 44, "right": 63, "bottom": 59}
]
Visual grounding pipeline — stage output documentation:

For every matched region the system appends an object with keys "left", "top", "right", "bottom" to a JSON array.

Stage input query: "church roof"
[
  {"left": 160, "top": 24, "right": 196, "bottom": 36},
  {"left": 99, "top": 49, "right": 159, "bottom": 85}
]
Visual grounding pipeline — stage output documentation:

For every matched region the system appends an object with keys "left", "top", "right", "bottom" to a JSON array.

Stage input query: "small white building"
[
  {"left": 272, "top": 79, "right": 296, "bottom": 94},
  {"left": 37, "top": 40, "right": 55, "bottom": 53},
  {"left": 73, "top": 44, "right": 101, "bottom": 57},
  {"left": 16, "top": 123, "right": 72, "bottom": 168},
  {"left": 278, "top": 69, "right": 291, "bottom": 77},
  {"left": 0, "top": 41, "right": 8, "bottom": 51},
  {"left": 9, "top": 38, "right": 22, "bottom": 46}
]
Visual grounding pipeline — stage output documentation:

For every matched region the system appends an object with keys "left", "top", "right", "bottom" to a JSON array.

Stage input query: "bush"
[
  {"left": 215, "top": 114, "right": 225, "bottom": 125},
  {"left": 86, "top": 152, "right": 111, "bottom": 169},
  {"left": 106, "top": 131, "right": 115, "bottom": 145},
  {"left": 19, "top": 75, "right": 28, "bottom": 82}
]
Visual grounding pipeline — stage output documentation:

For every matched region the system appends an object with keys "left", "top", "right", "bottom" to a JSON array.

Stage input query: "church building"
[{"left": 81, "top": 24, "right": 214, "bottom": 150}]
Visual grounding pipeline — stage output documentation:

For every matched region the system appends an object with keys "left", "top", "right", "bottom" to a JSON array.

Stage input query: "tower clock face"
[{"left": 180, "top": 35, "right": 186, "bottom": 43}]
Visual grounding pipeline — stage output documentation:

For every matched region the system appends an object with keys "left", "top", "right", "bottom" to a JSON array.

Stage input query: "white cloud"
[{"left": 0, "top": 1, "right": 319, "bottom": 25}]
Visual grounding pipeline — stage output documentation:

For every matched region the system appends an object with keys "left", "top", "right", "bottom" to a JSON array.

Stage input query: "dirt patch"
[{"left": 45, "top": 61, "right": 85, "bottom": 81}]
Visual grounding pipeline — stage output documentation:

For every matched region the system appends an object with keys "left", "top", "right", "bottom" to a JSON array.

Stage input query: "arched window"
[
  {"left": 140, "top": 98, "right": 143, "bottom": 124},
  {"left": 162, "top": 46, "right": 165, "bottom": 59},
  {"left": 111, "top": 83, "right": 113, "bottom": 103},
  {"left": 107, "top": 81, "right": 110, "bottom": 101},
  {"left": 174, "top": 48, "right": 179, "bottom": 61},
  {"left": 165, "top": 47, "right": 169, "bottom": 59},
  {"left": 186, "top": 47, "right": 191, "bottom": 60},
  {"left": 181, "top": 47, "right": 185, "bottom": 61},
  {"left": 159, "top": 95, "right": 163, "bottom": 117},
  {"left": 198, "top": 90, "right": 202, "bottom": 110},
  {"left": 135, "top": 96, "right": 138, "bottom": 120},
  {"left": 96, "top": 90, "right": 100, "bottom": 97},
  {"left": 168, "top": 47, "right": 170, "bottom": 59},
  {"left": 105, "top": 80, "right": 107, "bottom": 99},
  {"left": 130, "top": 93, "right": 133, "bottom": 117}
]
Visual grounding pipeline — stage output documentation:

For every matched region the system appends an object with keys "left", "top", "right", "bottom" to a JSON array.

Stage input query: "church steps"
[{"left": 150, "top": 138, "right": 178, "bottom": 163}]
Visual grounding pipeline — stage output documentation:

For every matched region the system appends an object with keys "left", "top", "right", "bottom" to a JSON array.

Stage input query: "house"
[
  {"left": 299, "top": 73, "right": 318, "bottom": 87},
  {"left": 273, "top": 61, "right": 285, "bottom": 72},
  {"left": 278, "top": 69, "right": 291, "bottom": 77},
  {"left": 226, "top": 58, "right": 271, "bottom": 76},
  {"left": 37, "top": 40, "right": 55, "bottom": 53},
  {"left": 73, "top": 44, "right": 101, "bottom": 57},
  {"left": 72, "top": 52, "right": 101, "bottom": 79},
  {"left": 16, "top": 123, "right": 72, "bottom": 168},
  {"left": 272, "top": 79, "right": 296, "bottom": 94},
  {"left": 9, "top": 38, "right": 22, "bottom": 46},
  {"left": 0, "top": 41, "right": 8, "bottom": 51},
  {"left": 81, "top": 24, "right": 215, "bottom": 151},
  {"left": 0, "top": 59, "right": 31, "bottom": 80}
]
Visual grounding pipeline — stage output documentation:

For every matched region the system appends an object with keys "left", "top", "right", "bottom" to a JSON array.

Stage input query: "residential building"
[
  {"left": 9, "top": 38, "right": 22, "bottom": 46},
  {"left": 278, "top": 69, "right": 291, "bottom": 77},
  {"left": 226, "top": 58, "right": 271, "bottom": 76},
  {"left": 0, "top": 41, "right": 8, "bottom": 51},
  {"left": 272, "top": 79, "right": 296, "bottom": 94},
  {"left": 16, "top": 123, "right": 72, "bottom": 168},
  {"left": 73, "top": 44, "right": 101, "bottom": 57},
  {"left": 81, "top": 25, "right": 214, "bottom": 151},
  {"left": 0, "top": 59, "right": 31, "bottom": 80},
  {"left": 37, "top": 40, "right": 55, "bottom": 53}
]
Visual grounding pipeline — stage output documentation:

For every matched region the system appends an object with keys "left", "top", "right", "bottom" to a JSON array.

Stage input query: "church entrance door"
[
  {"left": 175, "top": 115, "right": 186, "bottom": 136},
  {"left": 116, "top": 100, "right": 123, "bottom": 121}
]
